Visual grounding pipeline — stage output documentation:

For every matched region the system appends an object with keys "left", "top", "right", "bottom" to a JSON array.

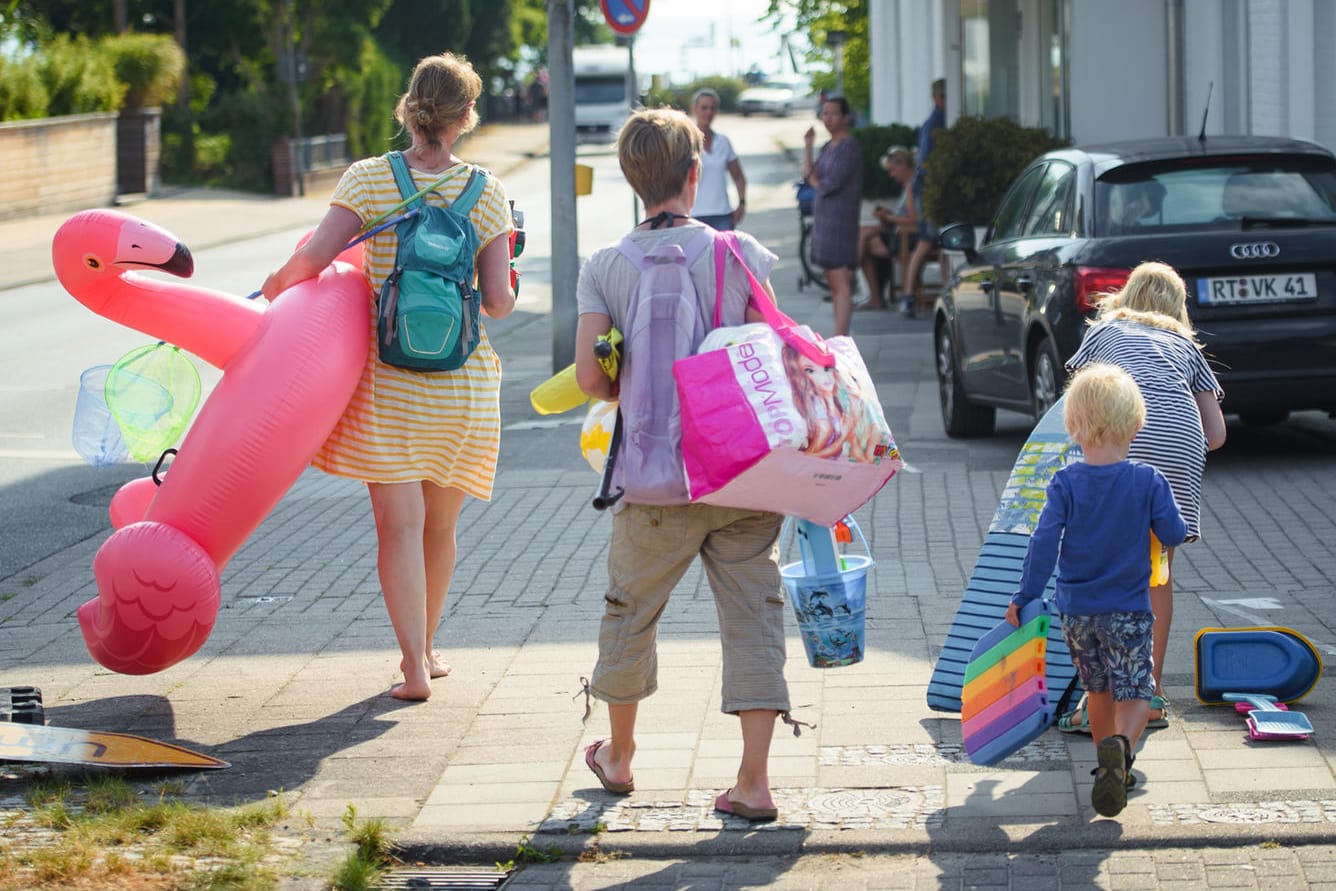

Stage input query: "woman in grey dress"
[{"left": 802, "top": 96, "right": 862, "bottom": 336}]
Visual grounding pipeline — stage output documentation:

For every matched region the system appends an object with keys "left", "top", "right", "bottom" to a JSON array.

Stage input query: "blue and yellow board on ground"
[
  {"left": 927, "top": 396, "right": 1082, "bottom": 717},
  {"left": 960, "top": 600, "right": 1053, "bottom": 765},
  {"left": 1195, "top": 626, "right": 1323, "bottom": 705}
]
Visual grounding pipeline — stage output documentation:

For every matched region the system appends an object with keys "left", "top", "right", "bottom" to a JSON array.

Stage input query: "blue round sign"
[{"left": 600, "top": 0, "right": 650, "bottom": 35}]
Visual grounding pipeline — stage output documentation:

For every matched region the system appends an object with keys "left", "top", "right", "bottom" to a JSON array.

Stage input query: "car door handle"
[
  {"left": 1014, "top": 276, "right": 1033, "bottom": 293},
  {"left": 979, "top": 280, "right": 994, "bottom": 293}
]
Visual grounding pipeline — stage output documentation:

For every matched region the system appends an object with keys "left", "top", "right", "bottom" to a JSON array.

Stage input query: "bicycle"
[{"left": 795, "top": 180, "right": 829, "bottom": 293}]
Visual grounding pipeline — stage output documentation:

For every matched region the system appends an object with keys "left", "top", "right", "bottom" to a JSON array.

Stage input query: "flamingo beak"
[
  {"left": 156, "top": 242, "right": 194, "bottom": 278},
  {"left": 113, "top": 215, "right": 195, "bottom": 277}
]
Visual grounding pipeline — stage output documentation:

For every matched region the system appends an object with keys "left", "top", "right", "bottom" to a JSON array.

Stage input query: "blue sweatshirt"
[{"left": 1011, "top": 459, "right": 1187, "bottom": 616}]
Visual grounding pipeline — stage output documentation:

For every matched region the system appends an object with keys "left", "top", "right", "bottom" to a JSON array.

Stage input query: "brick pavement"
[{"left": 3, "top": 119, "right": 1336, "bottom": 890}]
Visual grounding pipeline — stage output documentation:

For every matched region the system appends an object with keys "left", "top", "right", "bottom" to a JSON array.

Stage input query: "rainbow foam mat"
[{"left": 960, "top": 600, "right": 1054, "bottom": 765}]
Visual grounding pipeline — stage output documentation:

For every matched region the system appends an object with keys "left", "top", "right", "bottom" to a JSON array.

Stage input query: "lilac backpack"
[{"left": 611, "top": 230, "right": 715, "bottom": 505}]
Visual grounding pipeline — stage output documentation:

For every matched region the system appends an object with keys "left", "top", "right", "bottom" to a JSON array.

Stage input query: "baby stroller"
[{"left": 795, "top": 180, "right": 829, "bottom": 293}]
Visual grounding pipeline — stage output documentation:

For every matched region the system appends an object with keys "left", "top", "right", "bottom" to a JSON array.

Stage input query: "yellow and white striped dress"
[{"left": 312, "top": 155, "right": 513, "bottom": 499}]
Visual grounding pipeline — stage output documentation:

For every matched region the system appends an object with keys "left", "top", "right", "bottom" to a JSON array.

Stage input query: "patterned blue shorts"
[{"left": 1060, "top": 611, "right": 1156, "bottom": 702}]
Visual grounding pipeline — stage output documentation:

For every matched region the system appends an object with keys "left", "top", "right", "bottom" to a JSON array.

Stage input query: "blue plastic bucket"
[
  {"left": 780, "top": 554, "right": 872, "bottom": 668},
  {"left": 71, "top": 364, "right": 129, "bottom": 466}
]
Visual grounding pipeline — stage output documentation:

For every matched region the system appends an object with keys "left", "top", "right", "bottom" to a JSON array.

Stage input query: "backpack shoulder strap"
[
  {"left": 450, "top": 167, "right": 487, "bottom": 216},
  {"left": 613, "top": 236, "right": 646, "bottom": 267},
  {"left": 385, "top": 151, "right": 418, "bottom": 203},
  {"left": 681, "top": 228, "right": 713, "bottom": 265}
]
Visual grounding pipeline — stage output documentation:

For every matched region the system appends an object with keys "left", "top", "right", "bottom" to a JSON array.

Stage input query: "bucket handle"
[{"left": 778, "top": 514, "right": 872, "bottom": 570}]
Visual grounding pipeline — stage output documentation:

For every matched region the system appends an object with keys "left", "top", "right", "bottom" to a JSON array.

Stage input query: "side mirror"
[{"left": 938, "top": 223, "right": 976, "bottom": 252}]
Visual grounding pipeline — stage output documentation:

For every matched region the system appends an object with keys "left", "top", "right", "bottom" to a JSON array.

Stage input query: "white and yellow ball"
[{"left": 580, "top": 400, "right": 618, "bottom": 472}]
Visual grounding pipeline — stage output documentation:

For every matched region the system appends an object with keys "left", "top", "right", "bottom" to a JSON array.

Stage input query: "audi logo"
[{"left": 1230, "top": 242, "right": 1280, "bottom": 259}]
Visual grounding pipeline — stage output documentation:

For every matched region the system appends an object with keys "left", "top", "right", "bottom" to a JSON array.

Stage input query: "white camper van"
[{"left": 573, "top": 45, "right": 633, "bottom": 141}]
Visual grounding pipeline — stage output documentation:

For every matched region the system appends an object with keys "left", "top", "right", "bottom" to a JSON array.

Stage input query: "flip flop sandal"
[
  {"left": 714, "top": 789, "right": 778, "bottom": 823},
  {"left": 1056, "top": 693, "right": 1092, "bottom": 734},
  {"left": 585, "top": 739, "right": 634, "bottom": 795},
  {"left": 1146, "top": 695, "right": 1170, "bottom": 730}
]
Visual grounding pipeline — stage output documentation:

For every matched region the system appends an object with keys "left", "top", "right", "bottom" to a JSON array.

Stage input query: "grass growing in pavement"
[
  {"left": 330, "top": 804, "right": 397, "bottom": 891},
  {"left": 0, "top": 774, "right": 291, "bottom": 890}
]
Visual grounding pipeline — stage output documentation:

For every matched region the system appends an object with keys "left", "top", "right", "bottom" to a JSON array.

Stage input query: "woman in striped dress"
[
  {"left": 1066, "top": 262, "right": 1226, "bottom": 727},
  {"left": 262, "top": 53, "right": 515, "bottom": 701}
]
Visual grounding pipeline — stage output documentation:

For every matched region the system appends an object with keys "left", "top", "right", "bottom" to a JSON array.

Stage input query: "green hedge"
[
  {"left": 0, "top": 56, "right": 49, "bottom": 121},
  {"left": 0, "top": 32, "right": 184, "bottom": 122},
  {"left": 922, "top": 116, "right": 1069, "bottom": 226},
  {"left": 102, "top": 33, "right": 185, "bottom": 109},
  {"left": 852, "top": 123, "right": 919, "bottom": 200},
  {"left": 39, "top": 34, "right": 124, "bottom": 117}
]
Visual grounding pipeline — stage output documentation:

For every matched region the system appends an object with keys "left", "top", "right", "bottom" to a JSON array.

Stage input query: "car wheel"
[
  {"left": 937, "top": 324, "right": 996, "bottom": 438},
  {"left": 1030, "top": 337, "right": 1065, "bottom": 422},
  {"left": 1239, "top": 408, "right": 1289, "bottom": 427}
]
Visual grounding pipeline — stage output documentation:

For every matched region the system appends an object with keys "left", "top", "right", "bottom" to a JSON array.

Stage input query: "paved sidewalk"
[{"left": 3, "top": 118, "right": 1336, "bottom": 890}]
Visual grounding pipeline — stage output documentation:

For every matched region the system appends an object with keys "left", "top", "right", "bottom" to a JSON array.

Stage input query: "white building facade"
[{"left": 867, "top": 0, "right": 1336, "bottom": 152}]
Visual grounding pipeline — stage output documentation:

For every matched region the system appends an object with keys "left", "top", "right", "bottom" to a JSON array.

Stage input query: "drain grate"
[{"left": 375, "top": 867, "right": 510, "bottom": 890}]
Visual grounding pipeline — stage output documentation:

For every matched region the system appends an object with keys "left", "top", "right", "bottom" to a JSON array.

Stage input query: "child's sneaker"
[{"left": 1091, "top": 735, "right": 1129, "bottom": 817}]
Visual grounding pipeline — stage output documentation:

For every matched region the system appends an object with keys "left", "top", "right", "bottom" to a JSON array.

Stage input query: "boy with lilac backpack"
[{"left": 573, "top": 107, "right": 799, "bottom": 823}]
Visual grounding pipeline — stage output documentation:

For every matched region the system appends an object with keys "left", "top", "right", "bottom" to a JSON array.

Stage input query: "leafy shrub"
[
  {"left": 646, "top": 76, "right": 748, "bottom": 113},
  {"left": 852, "top": 122, "right": 919, "bottom": 200},
  {"left": 38, "top": 34, "right": 123, "bottom": 116},
  {"left": 101, "top": 33, "right": 185, "bottom": 109},
  {"left": 196, "top": 85, "right": 284, "bottom": 191},
  {"left": 922, "top": 115, "right": 1069, "bottom": 225},
  {"left": 341, "top": 37, "right": 402, "bottom": 158},
  {"left": 0, "top": 55, "right": 50, "bottom": 121},
  {"left": 159, "top": 73, "right": 216, "bottom": 185}
]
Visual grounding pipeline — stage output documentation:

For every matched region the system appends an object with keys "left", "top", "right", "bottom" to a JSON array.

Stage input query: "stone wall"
[{"left": 0, "top": 113, "right": 119, "bottom": 221}]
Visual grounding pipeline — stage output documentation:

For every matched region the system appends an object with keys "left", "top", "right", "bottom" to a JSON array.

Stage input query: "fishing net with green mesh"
[{"left": 103, "top": 343, "right": 202, "bottom": 463}]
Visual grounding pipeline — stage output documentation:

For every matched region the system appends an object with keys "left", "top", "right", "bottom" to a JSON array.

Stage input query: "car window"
[
  {"left": 1096, "top": 157, "right": 1336, "bottom": 234},
  {"left": 1023, "top": 162, "right": 1076, "bottom": 236},
  {"left": 989, "top": 164, "right": 1048, "bottom": 242}
]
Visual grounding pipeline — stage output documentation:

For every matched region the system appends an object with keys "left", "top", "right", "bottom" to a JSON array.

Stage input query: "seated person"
[{"left": 857, "top": 146, "right": 917, "bottom": 310}]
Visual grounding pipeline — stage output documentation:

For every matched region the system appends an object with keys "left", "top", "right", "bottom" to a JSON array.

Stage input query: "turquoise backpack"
[{"left": 377, "top": 151, "right": 487, "bottom": 372}]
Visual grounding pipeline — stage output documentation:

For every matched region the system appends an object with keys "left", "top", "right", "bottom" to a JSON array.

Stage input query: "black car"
[{"left": 932, "top": 136, "right": 1336, "bottom": 437}]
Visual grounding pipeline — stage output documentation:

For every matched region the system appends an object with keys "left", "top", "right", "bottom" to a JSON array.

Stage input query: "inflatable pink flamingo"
[{"left": 53, "top": 209, "right": 369, "bottom": 674}]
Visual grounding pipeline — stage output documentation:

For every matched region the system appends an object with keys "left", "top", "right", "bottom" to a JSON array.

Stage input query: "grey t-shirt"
[{"left": 576, "top": 222, "right": 779, "bottom": 334}]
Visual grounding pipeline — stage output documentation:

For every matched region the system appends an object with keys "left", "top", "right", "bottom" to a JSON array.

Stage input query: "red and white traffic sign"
[{"left": 600, "top": 0, "right": 650, "bottom": 36}]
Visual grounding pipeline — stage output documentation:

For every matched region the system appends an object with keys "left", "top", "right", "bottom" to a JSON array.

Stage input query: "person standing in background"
[
  {"left": 901, "top": 78, "right": 946, "bottom": 317},
  {"left": 802, "top": 96, "right": 862, "bottom": 337},
  {"left": 690, "top": 88, "right": 747, "bottom": 230}
]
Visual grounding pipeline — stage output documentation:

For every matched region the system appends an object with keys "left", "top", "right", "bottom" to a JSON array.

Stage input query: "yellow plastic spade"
[{"left": 529, "top": 328, "right": 622, "bottom": 415}]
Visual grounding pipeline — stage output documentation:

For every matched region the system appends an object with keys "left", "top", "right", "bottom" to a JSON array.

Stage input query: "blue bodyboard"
[{"left": 928, "top": 396, "right": 1081, "bottom": 713}]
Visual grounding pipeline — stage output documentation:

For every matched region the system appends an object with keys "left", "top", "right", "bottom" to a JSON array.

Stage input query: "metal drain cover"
[{"left": 376, "top": 867, "right": 510, "bottom": 890}]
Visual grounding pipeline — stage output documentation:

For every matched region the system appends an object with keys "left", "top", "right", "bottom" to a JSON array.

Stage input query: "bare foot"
[
  {"left": 401, "top": 651, "right": 452, "bottom": 679},
  {"left": 428, "top": 650, "right": 452, "bottom": 678},
  {"left": 389, "top": 679, "right": 431, "bottom": 701},
  {"left": 391, "top": 660, "right": 432, "bottom": 701}
]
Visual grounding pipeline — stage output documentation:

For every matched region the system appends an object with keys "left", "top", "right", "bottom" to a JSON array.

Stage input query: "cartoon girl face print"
[{"left": 800, "top": 355, "right": 837, "bottom": 395}]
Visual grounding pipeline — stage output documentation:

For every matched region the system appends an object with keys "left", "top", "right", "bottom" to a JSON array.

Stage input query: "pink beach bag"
[{"left": 672, "top": 234, "right": 904, "bottom": 525}]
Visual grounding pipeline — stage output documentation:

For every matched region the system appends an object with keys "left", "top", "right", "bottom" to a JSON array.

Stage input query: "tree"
[{"left": 765, "top": 0, "right": 869, "bottom": 115}]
